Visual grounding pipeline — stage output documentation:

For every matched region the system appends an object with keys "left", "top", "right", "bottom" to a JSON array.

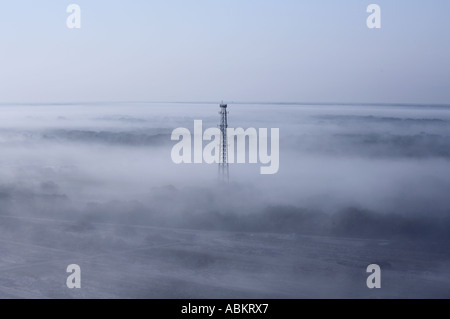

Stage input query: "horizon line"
[{"left": 0, "top": 100, "right": 450, "bottom": 107}]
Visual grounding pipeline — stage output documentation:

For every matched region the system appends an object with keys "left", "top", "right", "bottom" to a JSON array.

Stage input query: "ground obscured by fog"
[{"left": 0, "top": 102, "right": 449, "bottom": 298}]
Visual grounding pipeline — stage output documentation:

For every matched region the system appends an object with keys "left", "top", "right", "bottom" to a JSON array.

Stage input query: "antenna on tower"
[{"left": 218, "top": 102, "right": 229, "bottom": 183}]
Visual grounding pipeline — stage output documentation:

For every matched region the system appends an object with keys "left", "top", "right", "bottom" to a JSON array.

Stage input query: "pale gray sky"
[{"left": 0, "top": 0, "right": 449, "bottom": 104}]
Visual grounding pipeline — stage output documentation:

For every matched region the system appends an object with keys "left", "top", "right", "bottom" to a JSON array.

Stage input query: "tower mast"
[{"left": 219, "top": 103, "right": 229, "bottom": 182}]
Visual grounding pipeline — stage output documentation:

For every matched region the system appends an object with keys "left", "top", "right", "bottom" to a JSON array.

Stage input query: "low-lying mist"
[{"left": 1, "top": 102, "right": 450, "bottom": 242}]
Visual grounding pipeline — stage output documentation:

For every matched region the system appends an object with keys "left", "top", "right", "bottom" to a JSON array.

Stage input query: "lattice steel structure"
[{"left": 218, "top": 103, "right": 229, "bottom": 182}]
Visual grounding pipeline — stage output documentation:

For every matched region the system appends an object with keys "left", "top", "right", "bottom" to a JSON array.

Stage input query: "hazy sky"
[{"left": 1, "top": 0, "right": 449, "bottom": 104}]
